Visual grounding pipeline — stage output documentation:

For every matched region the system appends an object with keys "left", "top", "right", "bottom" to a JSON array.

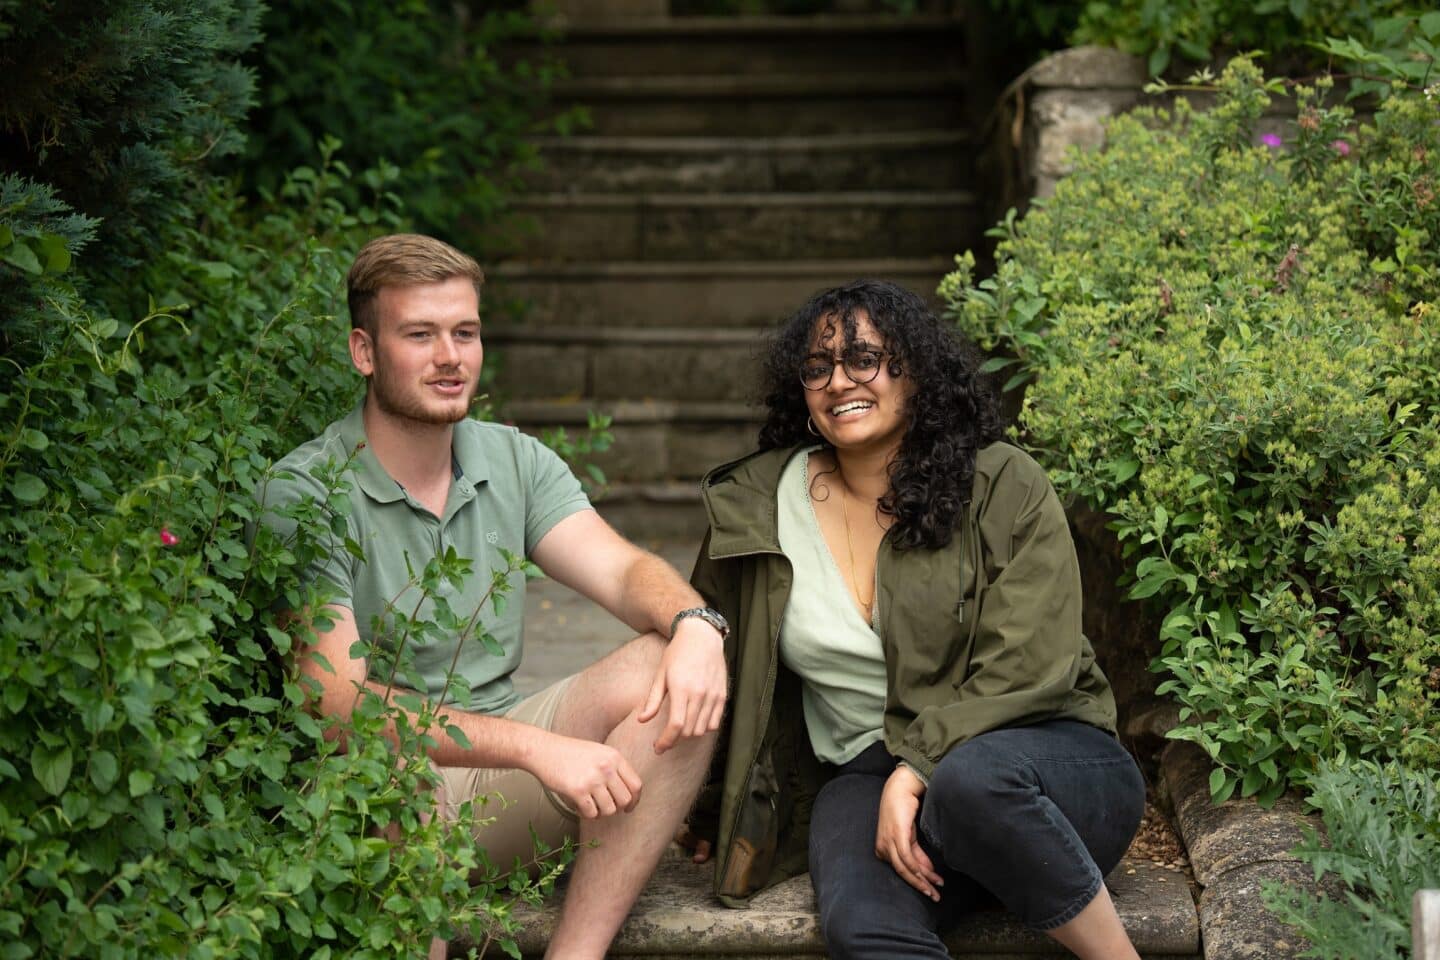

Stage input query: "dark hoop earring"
[{"left": 806, "top": 417, "right": 820, "bottom": 437}]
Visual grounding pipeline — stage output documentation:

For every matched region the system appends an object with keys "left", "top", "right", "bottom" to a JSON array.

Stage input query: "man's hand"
[
  {"left": 527, "top": 735, "right": 644, "bottom": 819},
  {"left": 637, "top": 618, "right": 727, "bottom": 754},
  {"left": 875, "top": 764, "right": 944, "bottom": 902}
]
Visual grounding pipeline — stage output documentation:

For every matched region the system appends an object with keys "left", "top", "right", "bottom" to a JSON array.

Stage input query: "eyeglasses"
[{"left": 799, "top": 348, "right": 889, "bottom": 390}]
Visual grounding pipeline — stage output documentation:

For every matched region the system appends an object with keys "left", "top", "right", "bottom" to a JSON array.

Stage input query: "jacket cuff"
[
  {"left": 897, "top": 760, "right": 931, "bottom": 787},
  {"left": 891, "top": 743, "right": 936, "bottom": 782}
]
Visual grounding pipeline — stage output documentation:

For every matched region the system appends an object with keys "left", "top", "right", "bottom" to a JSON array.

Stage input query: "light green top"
[
  {"left": 775, "top": 448, "right": 887, "bottom": 765},
  {"left": 259, "top": 404, "right": 591, "bottom": 715}
]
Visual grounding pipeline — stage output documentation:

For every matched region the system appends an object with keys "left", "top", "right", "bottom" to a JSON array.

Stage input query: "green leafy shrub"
[
  {"left": 1073, "top": 1, "right": 1430, "bottom": 76},
  {"left": 242, "top": 1, "right": 566, "bottom": 253},
  {"left": 0, "top": 174, "right": 98, "bottom": 357},
  {"left": 941, "top": 56, "right": 1440, "bottom": 805},
  {"left": 0, "top": 0, "right": 262, "bottom": 268},
  {"left": 0, "top": 161, "right": 574, "bottom": 957},
  {"left": 1262, "top": 758, "right": 1440, "bottom": 959}
]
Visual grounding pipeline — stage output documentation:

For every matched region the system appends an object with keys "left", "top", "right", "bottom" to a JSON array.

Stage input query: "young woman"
[{"left": 688, "top": 280, "right": 1145, "bottom": 959}]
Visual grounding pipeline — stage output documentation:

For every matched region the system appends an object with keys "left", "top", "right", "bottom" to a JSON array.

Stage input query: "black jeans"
[{"left": 808, "top": 720, "right": 1145, "bottom": 960}]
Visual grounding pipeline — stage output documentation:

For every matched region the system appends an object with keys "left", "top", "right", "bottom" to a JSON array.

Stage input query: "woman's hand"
[
  {"left": 675, "top": 824, "right": 713, "bottom": 863},
  {"left": 875, "top": 764, "right": 944, "bottom": 902}
]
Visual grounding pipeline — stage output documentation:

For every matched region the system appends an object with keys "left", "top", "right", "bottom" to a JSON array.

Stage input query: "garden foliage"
[
  {"left": 0, "top": 156, "right": 574, "bottom": 960},
  {"left": 0, "top": 0, "right": 262, "bottom": 270},
  {"left": 1261, "top": 758, "right": 1440, "bottom": 959},
  {"left": 941, "top": 57, "right": 1440, "bottom": 806},
  {"left": 1, "top": 1, "right": 592, "bottom": 956},
  {"left": 1072, "top": 0, "right": 1430, "bottom": 76},
  {"left": 243, "top": 0, "right": 568, "bottom": 256}
]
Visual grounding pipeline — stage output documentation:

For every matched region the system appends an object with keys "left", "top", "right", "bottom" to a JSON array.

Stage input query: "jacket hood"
[{"left": 700, "top": 447, "right": 798, "bottom": 559}]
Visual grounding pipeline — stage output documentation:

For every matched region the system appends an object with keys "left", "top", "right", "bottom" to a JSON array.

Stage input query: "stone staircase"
[
  {"left": 469, "top": 852, "right": 1200, "bottom": 959},
  {"left": 488, "top": 12, "right": 980, "bottom": 540}
]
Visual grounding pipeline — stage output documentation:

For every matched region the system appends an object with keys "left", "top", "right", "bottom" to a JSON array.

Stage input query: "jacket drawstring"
[{"left": 957, "top": 507, "right": 985, "bottom": 651}]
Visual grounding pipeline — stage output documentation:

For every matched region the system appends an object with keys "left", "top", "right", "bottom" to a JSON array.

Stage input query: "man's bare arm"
[
  {"left": 296, "top": 603, "right": 642, "bottom": 817},
  {"left": 530, "top": 510, "right": 727, "bottom": 752}
]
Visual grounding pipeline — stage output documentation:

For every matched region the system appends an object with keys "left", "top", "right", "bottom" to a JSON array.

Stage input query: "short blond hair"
[{"left": 346, "top": 233, "right": 485, "bottom": 332}]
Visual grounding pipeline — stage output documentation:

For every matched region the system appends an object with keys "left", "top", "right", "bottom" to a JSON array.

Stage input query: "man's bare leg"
[{"left": 542, "top": 632, "right": 716, "bottom": 960}]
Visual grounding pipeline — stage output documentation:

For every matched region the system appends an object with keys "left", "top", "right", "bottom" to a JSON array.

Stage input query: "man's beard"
[{"left": 369, "top": 357, "right": 472, "bottom": 426}]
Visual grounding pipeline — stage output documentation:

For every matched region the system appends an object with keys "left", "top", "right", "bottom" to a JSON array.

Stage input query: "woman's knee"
[{"left": 928, "top": 733, "right": 1035, "bottom": 812}]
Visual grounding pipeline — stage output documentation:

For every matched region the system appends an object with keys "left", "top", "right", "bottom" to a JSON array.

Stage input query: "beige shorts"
[{"left": 436, "top": 675, "right": 580, "bottom": 877}]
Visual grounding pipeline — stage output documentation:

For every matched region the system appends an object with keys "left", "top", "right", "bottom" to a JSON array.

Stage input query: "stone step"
[
  {"left": 524, "top": 130, "right": 973, "bottom": 194},
  {"left": 523, "top": 14, "right": 966, "bottom": 78},
  {"left": 487, "top": 326, "right": 763, "bottom": 404},
  {"left": 593, "top": 482, "right": 710, "bottom": 542},
  {"left": 487, "top": 256, "right": 953, "bottom": 328},
  {"left": 553, "top": 72, "right": 966, "bottom": 136},
  {"left": 497, "top": 190, "right": 980, "bottom": 262},
  {"left": 461, "top": 854, "right": 1200, "bottom": 958},
  {"left": 505, "top": 398, "right": 760, "bottom": 485}
]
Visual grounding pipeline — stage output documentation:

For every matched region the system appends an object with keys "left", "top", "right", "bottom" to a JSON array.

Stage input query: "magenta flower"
[
  {"left": 159, "top": 527, "right": 179, "bottom": 547},
  {"left": 1330, "top": 139, "right": 1351, "bottom": 157},
  {"left": 1260, "top": 133, "right": 1283, "bottom": 149}
]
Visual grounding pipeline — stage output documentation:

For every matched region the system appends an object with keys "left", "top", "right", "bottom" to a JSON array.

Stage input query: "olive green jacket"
[{"left": 689, "top": 442, "right": 1117, "bottom": 906}]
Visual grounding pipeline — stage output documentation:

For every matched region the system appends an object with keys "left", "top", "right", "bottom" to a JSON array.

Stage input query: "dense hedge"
[
  {"left": 1072, "top": 1, "right": 1432, "bottom": 76},
  {"left": 243, "top": 0, "right": 564, "bottom": 256},
  {"left": 942, "top": 52, "right": 1438, "bottom": 954},
  {"left": 1, "top": 2, "right": 579, "bottom": 955},
  {"left": 942, "top": 56, "right": 1438, "bottom": 802}
]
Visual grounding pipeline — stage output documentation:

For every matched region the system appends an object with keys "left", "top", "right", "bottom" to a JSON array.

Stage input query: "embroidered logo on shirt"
[{"left": 486, "top": 531, "right": 499, "bottom": 544}]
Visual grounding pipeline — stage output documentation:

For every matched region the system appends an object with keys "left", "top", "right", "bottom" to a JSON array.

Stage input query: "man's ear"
[{"left": 349, "top": 327, "right": 375, "bottom": 376}]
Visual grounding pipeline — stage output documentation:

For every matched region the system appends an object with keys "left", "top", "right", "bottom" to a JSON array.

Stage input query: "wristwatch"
[{"left": 670, "top": 606, "right": 729, "bottom": 641}]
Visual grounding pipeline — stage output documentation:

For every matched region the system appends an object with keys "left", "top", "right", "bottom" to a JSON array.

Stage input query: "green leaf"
[
  {"left": 1420, "top": 10, "right": 1440, "bottom": 39},
  {"left": 978, "top": 355, "right": 1018, "bottom": 374},
  {"left": 1, "top": 239, "right": 42, "bottom": 275},
  {"left": 89, "top": 750, "right": 119, "bottom": 791},
  {"left": 1147, "top": 45, "right": 1170, "bottom": 78},
  {"left": 129, "top": 769, "right": 155, "bottom": 797},
  {"left": 1112, "top": 459, "right": 1141, "bottom": 483},
  {"left": 10, "top": 473, "right": 47, "bottom": 503},
  {"left": 444, "top": 723, "right": 472, "bottom": 750},
  {"left": 19, "top": 429, "right": 49, "bottom": 451},
  {"left": 32, "top": 743, "right": 73, "bottom": 796},
  {"left": 35, "top": 233, "right": 71, "bottom": 273}
]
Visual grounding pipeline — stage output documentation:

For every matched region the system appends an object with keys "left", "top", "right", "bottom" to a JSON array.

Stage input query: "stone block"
[
  {"left": 569, "top": 91, "right": 963, "bottom": 138},
  {"left": 667, "top": 423, "right": 757, "bottom": 480},
  {"left": 1027, "top": 46, "right": 1148, "bottom": 89},
  {"left": 1031, "top": 88, "right": 1146, "bottom": 177},
  {"left": 594, "top": 484, "right": 711, "bottom": 542},
  {"left": 479, "top": 854, "right": 1198, "bottom": 958},
  {"left": 592, "top": 342, "right": 760, "bottom": 403},
  {"left": 490, "top": 343, "right": 589, "bottom": 400},
  {"left": 533, "top": 0, "right": 665, "bottom": 18},
  {"left": 489, "top": 259, "right": 953, "bottom": 328},
  {"left": 587, "top": 421, "right": 670, "bottom": 482},
  {"left": 1162, "top": 742, "right": 1318, "bottom": 889},
  {"left": 1197, "top": 861, "right": 1321, "bottom": 960},
  {"left": 508, "top": 204, "right": 643, "bottom": 261}
]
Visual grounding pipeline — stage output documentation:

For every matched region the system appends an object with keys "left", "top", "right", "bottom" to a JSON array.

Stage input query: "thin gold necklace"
[{"left": 837, "top": 471, "right": 875, "bottom": 615}]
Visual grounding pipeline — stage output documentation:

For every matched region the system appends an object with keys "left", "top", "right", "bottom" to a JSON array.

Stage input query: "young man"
[{"left": 260, "top": 234, "right": 727, "bottom": 960}]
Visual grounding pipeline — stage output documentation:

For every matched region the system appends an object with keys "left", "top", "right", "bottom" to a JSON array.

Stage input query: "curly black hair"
[{"left": 757, "top": 279, "right": 1003, "bottom": 550}]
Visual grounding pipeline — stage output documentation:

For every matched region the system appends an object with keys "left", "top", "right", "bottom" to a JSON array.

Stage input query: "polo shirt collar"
[
  {"left": 451, "top": 415, "right": 490, "bottom": 487},
  {"left": 337, "top": 403, "right": 491, "bottom": 505},
  {"left": 337, "top": 403, "right": 406, "bottom": 504}
]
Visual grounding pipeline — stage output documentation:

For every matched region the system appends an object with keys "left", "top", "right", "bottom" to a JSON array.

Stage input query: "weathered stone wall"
[{"left": 982, "top": 45, "right": 1149, "bottom": 224}]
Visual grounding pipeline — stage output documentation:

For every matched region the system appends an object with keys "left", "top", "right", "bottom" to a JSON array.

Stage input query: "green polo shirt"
[{"left": 259, "top": 404, "right": 591, "bottom": 715}]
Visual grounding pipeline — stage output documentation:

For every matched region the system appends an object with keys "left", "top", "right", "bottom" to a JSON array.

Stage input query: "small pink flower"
[
  {"left": 1260, "top": 133, "right": 1283, "bottom": 149},
  {"left": 1330, "top": 139, "right": 1351, "bottom": 157},
  {"left": 159, "top": 527, "right": 179, "bottom": 547}
]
